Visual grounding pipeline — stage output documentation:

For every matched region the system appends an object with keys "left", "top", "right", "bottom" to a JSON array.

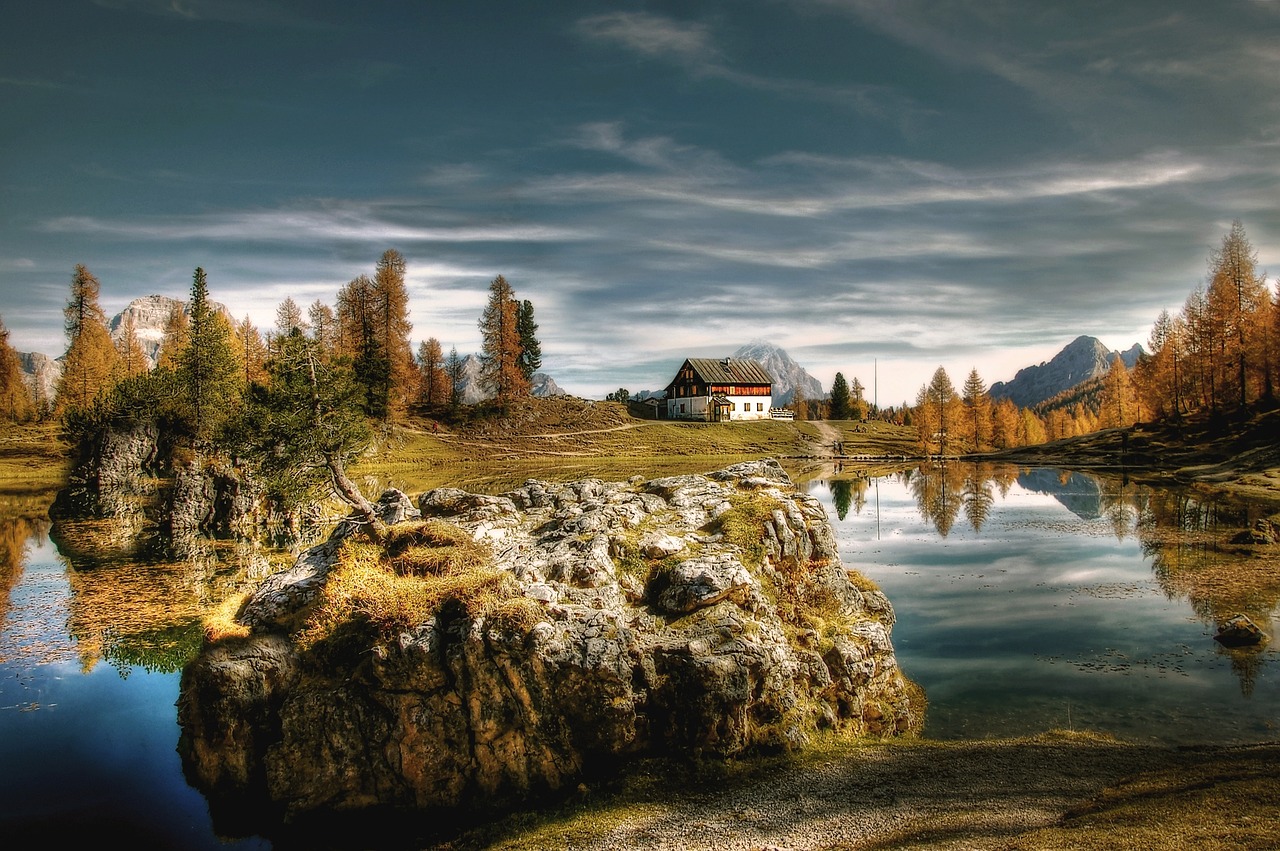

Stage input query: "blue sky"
[{"left": 3, "top": 1, "right": 1279, "bottom": 403}]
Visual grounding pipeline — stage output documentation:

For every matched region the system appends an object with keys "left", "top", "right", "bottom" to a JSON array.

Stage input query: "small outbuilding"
[{"left": 663, "top": 357, "right": 774, "bottom": 422}]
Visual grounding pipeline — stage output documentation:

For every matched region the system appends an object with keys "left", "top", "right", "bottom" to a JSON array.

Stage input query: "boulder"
[
  {"left": 178, "top": 460, "right": 922, "bottom": 827},
  {"left": 1214, "top": 613, "right": 1268, "bottom": 648}
]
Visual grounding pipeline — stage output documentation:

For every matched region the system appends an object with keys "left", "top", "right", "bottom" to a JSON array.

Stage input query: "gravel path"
[{"left": 526, "top": 734, "right": 1249, "bottom": 851}]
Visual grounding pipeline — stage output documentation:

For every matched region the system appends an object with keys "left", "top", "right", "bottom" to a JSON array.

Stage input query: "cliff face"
[{"left": 178, "top": 460, "right": 921, "bottom": 826}]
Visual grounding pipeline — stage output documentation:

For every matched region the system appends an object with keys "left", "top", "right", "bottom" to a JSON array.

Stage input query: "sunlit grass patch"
[{"left": 295, "top": 521, "right": 538, "bottom": 653}]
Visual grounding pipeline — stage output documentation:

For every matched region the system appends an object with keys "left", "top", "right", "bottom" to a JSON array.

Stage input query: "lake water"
[{"left": 2, "top": 462, "right": 1277, "bottom": 845}]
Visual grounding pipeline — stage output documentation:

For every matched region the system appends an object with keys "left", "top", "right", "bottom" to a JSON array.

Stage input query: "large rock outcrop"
[{"left": 177, "top": 460, "right": 921, "bottom": 828}]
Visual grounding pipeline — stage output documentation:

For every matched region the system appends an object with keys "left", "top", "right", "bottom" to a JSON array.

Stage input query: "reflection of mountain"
[{"left": 1016, "top": 468, "right": 1104, "bottom": 520}]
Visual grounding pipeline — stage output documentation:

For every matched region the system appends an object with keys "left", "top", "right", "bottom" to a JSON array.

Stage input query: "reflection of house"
[{"left": 664, "top": 357, "right": 773, "bottom": 421}]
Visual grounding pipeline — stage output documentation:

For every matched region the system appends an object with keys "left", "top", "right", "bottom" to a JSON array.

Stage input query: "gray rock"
[{"left": 179, "top": 461, "right": 922, "bottom": 824}]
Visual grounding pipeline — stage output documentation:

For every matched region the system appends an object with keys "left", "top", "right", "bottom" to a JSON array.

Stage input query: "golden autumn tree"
[
  {"left": 57, "top": 264, "right": 119, "bottom": 414},
  {"left": 155, "top": 302, "right": 190, "bottom": 372},
  {"left": 234, "top": 315, "right": 269, "bottom": 387},
  {"left": 478, "top": 274, "right": 528, "bottom": 410},
  {"left": 1099, "top": 356, "right": 1138, "bottom": 428},
  {"left": 961, "top": 367, "right": 991, "bottom": 451},
  {"left": 417, "top": 337, "right": 448, "bottom": 409},
  {"left": 114, "top": 314, "right": 149, "bottom": 379},
  {"left": 1205, "top": 220, "right": 1268, "bottom": 412},
  {"left": 373, "top": 249, "right": 416, "bottom": 419},
  {"left": 0, "top": 315, "right": 35, "bottom": 423}
]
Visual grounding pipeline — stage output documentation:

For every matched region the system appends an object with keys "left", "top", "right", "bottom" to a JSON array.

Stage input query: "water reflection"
[{"left": 812, "top": 462, "right": 1280, "bottom": 742}]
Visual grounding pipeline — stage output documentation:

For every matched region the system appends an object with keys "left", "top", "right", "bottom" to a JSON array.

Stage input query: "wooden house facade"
[{"left": 663, "top": 357, "right": 774, "bottom": 422}]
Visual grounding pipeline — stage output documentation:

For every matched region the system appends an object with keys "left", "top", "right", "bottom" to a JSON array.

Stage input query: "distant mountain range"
[{"left": 990, "top": 335, "right": 1144, "bottom": 409}]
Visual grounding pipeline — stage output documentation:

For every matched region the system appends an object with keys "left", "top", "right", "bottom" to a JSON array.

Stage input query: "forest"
[{"left": 1, "top": 221, "right": 1276, "bottom": 466}]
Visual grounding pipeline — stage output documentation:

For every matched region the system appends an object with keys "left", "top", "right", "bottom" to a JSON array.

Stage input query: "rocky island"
[{"left": 177, "top": 459, "right": 922, "bottom": 831}]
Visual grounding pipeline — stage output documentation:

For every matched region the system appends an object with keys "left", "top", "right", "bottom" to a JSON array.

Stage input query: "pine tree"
[
  {"left": 516, "top": 299, "right": 542, "bottom": 381},
  {"left": 478, "top": 275, "right": 528, "bottom": 410},
  {"left": 241, "top": 331, "right": 381, "bottom": 539},
  {"left": 337, "top": 274, "right": 387, "bottom": 418},
  {"left": 1100, "top": 355, "right": 1136, "bottom": 429},
  {"left": 0, "top": 315, "right": 35, "bottom": 423},
  {"left": 57, "top": 264, "right": 119, "bottom": 414},
  {"left": 178, "top": 267, "right": 241, "bottom": 439},
  {"left": 829, "top": 372, "right": 851, "bottom": 420}
]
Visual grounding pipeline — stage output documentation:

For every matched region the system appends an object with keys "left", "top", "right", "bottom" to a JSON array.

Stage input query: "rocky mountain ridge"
[{"left": 989, "top": 335, "right": 1144, "bottom": 409}]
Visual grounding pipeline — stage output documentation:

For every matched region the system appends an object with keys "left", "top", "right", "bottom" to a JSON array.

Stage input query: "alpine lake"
[{"left": 2, "top": 457, "right": 1277, "bottom": 848}]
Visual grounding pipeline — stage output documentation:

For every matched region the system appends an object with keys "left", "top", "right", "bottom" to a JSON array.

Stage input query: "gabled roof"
[{"left": 683, "top": 357, "right": 773, "bottom": 386}]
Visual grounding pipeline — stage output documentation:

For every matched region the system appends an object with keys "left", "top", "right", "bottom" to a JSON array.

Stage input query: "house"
[{"left": 663, "top": 357, "right": 774, "bottom": 422}]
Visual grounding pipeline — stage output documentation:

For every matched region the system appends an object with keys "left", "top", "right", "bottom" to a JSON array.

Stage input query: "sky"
[{"left": 3, "top": 0, "right": 1280, "bottom": 404}]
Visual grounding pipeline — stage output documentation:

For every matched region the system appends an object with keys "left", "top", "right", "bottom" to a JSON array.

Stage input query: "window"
[{"left": 757, "top": 403, "right": 764, "bottom": 411}]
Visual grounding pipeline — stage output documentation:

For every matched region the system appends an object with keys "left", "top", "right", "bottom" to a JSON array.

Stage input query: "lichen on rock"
[{"left": 177, "top": 459, "right": 923, "bottom": 824}]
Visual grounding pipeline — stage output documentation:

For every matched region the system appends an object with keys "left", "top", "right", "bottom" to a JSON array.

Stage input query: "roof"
[{"left": 683, "top": 357, "right": 773, "bottom": 386}]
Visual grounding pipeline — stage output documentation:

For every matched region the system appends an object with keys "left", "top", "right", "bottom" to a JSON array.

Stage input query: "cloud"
[
  {"left": 573, "top": 10, "right": 905, "bottom": 115},
  {"left": 40, "top": 202, "right": 590, "bottom": 245},
  {"left": 90, "top": 0, "right": 320, "bottom": 27}
]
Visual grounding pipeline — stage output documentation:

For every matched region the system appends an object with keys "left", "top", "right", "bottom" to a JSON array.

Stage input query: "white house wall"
[
  {"left": 727, "top": 394, "right": 773, "bottom": 420},
  {"left": 667, "top": 394, "right": 773, "bottom": 421}
]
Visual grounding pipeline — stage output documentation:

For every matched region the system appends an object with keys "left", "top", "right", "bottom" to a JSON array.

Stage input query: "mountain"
[
  {"left": 17, "top": 351, "right": 60, "bottom": 409},
  {"left": 109, "top": 294, "right": 233, "bottom": 368},
  {"left": 732, "top": 339, "right": 823, "bottom": 406},
  {"left": 989, "top": 335, "right": 1144, "bottom": 409},
  {"left": 452, "top": 354, "right": 567, "bottom": 403},
  {"left": 530, "top": 372, "right": 566, "bottom": 398}
]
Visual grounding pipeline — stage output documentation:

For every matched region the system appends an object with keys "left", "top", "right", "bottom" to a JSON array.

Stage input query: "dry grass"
[{"left": 296, "top": 521, "right": 537, "bottom": 652}]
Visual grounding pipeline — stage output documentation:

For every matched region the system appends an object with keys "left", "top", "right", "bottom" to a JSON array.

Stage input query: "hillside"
[{"left": 990, "top": 335, "right": 1143, "bottom": 408}]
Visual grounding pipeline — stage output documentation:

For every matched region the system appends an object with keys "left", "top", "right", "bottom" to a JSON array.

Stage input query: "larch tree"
[
  {"left": 155, "top": 303, "right": 190, "bottom": 372},
  {"left": 961, "top": 368, "right": 991, "bottom": 452},
  {"left": 850, "top": 376, "right": 867, "bottom": 420},
  {"left": 829, "top": 372, "right": 851, "bottom": 420},
  {"left": 417, "top": 337, "right": 448, "bottom": 409},
  {"left": 274, "top": 297, "right": 308, "bottom": 340},
  {"left": 57, "top": 264, "right": 119, "bottom": 414},
  {"left": 925, "top": 366, "right": 959, "bottom": 455},
  {"left": 114, "top": 314, "right": 149, "bottom": 379},
  {"left": 308, "top": 299, "right": 338, "bottom": 358},
  {"left": 372, "top": 248, "right": 416, "bottom": 419},
  {"left": 516, "top": 299, "right": 542, "bottom": 382},
  {"left": 478, "top": 274, "right": 528, "bottom": 409},
  {"left": 235, "top": 315, "right": 269, "bottom": 386},
  {"left": 0, "top": 315, "right": 35, "bottom": 423},
  {"left": 445, "top": 345, "right": 466, "bottom": 410},
  {"left": 1206, "top": 220, "right": 1268, "bottom": 412},
  {"left": 177, "top": 267, "right": 241, "bottom": 439}
]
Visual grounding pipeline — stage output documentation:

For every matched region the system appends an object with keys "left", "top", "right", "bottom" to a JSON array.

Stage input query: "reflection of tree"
[
  {"left": 831, "top": 479, "right": 852, "bottom": 521},
  {"left": 908, "top": 461, "right": 964, "bottom": 537},
  {"left": 0, "top": 514, "right": 51, "bottom": 635},
  {"left": 53, "top": 519, "right": 292, "bottom": 675},
  {"left": 961, "top": 469, "right": 995, "bottom": 532},
  {"left": 1134, "top": 486, "right": 1280, "bottom": 697}
]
